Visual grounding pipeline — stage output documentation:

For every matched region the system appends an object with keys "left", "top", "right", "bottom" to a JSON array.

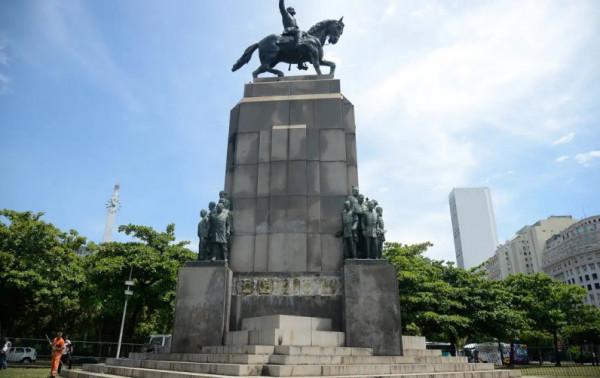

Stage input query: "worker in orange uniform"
[{"left": 49, "top": 332, "right": 65, "bottom": 377}]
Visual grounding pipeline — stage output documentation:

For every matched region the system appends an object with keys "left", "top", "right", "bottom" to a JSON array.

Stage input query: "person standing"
[
  {"left": 1, "top": 338, "right": 11, "bottom": 376},
  {"left": 49, "top": 332, "right": 65, "bottom": 377},
  {"left": 58, "top": 334, "right": 73, "bottom": 373}
]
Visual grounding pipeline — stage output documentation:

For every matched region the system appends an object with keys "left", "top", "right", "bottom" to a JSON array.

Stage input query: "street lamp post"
[{"left": 116, "top": 267, "right": 134, "bottom": 358}]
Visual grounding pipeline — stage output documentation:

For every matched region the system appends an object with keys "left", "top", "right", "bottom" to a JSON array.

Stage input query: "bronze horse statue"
[{"left": 232, "top": 18, "right": 344, "bottom": 78}]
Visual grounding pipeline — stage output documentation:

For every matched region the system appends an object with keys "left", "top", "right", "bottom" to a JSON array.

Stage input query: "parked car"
[
  {"left": 141, "top": 334, "right": 171, "bottom": 353},
  {"left": 7, "top": 347, "right": 37, "bottom": 363}
]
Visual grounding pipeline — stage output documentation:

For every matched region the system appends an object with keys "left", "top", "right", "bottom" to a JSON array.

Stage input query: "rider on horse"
[{"left": 279, "top": 0, "right": 308, "bottom": 70}]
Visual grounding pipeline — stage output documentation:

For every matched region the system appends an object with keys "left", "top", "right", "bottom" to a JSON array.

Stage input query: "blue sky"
[{"left": 1, "top": 1, "right": 599, "bottom": 264}]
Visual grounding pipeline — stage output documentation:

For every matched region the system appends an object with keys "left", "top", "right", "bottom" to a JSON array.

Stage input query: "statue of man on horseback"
[
  {"left": 279, "top": 0, "right": 308, "bottom": 70},
  {"left": 232, "top": 1, "right": 344, "bottom": 78}
]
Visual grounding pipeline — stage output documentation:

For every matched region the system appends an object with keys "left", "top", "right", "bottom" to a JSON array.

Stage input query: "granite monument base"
[
  {"left": 171, "top": 261, "right": 232, "bottom": 353},
  {"left": 343, "top": 259, "right": 403, "bottom": 355},
  {"left": 229, "top": 272, "right": 343, "bottom": 332}
]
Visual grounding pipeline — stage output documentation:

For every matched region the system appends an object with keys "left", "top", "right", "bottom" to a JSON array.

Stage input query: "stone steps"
[
  {"left": 105, "top": 356, "right": 496, "bottom": 377},
  {"left": 265, "top": 363, "right": 497, "bottom": 377},
  {"left": 274, "top": 346, "right": 373, "bottom": 356},
  {"left": 64, "top": 364, "right": 520, "bottom": 378},
  {"left": 268, "top": 355, "right": 469, "bottom": 365},
  {"left": 87, "top": 362, "right": 262, "bottom": 377},
  {"left": 122, "top": 353, "right": 469, "bottom": 366},
  {"left": 225, "top": 329, "right": 345, "bottom": 347},
  {"left": 402, "top": 348, "right": 442, "bottom": 356}
]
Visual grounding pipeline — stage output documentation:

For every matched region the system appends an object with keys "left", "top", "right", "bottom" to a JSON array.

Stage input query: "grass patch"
[
  {"left": 516, "top": 365, "right": 600, "bottom": 376},
  {"left": 2, "top": 367, "right": 54, "bottom": 378}
]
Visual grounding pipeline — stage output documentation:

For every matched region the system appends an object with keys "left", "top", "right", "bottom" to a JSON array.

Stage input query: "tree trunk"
[
  {"left": 553, "top": 329, "right": 561, "bottom": 367},
  {"left": 498, "top": 341, "right": 504, "bottom": 366},
  {"left": 509, "top": 341, "right": 515, "bottom": 367}
]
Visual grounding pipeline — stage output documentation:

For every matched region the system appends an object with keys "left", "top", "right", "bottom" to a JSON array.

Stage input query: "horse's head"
[
  {"left": 327, "top": 17, "right": 345, "bottom": 44},
  {"left": 308, "top": 18, "right": 345, "bottom": 46}
]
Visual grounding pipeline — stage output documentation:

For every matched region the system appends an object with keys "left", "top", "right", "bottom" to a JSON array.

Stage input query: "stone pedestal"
[
  {"left": 171, "top": 261, "right": 232, "bottom": 353},
  {"left": 343, "top": 260, "right": 403, "bottom": 355},
  {"left": 224, "top": 75, "right": 358, "bottom": 274}
]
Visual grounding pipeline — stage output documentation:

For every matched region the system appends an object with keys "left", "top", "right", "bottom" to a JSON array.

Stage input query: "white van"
[
  {"left": 7, "top": 347, "right": 37, "bottom": 363},
  {"left": 142, "top": 335, "right": 171, "bottom": 353}
]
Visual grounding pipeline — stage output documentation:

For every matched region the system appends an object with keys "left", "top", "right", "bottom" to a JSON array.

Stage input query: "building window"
[
  {"left": 593, "top": 273, "right": 598, "bottom": 280},
  {"left": 595, "top": 283, "right": 600, "bottom": 289},
  {"left": 587, "top": 284, "right": 592, "bottom": 290},
  {"left": 586, "top": 275, "right": 590, "bottom": 281}
]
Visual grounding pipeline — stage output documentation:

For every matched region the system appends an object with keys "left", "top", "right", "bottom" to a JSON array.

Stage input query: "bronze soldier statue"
[
  {"left": 219, "top": 191, "right": 231, "bottom": 211},
  {"left": 210, "top": 203, "right": 231, "bottom": 262},
  {"left": 197, "top": 209, "right": 209, "bottom": 260},
  {"left": 340, "top": 201, "right": 358, "bottom": 259},
  {"left": 376, "top": 206, "right": 386, "bottom": 259},
  {"left": 361, "top": 201, "right": 379, "bottom": 259},
  {"left": 206, "top": 201, "right": 217, "bottom": 260}
]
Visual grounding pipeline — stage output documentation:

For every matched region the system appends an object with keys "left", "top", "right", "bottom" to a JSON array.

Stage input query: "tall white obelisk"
[{"left": 103, "top": 184, "right": 121, "bottom": 243}]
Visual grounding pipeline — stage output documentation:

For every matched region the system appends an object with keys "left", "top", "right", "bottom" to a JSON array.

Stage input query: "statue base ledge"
[
  {"left": 184, "top": 260, "right": 228, "bottom": 268},
  {"left": 344, "top": 259, "right": 391, "bottom": 266},
  {"left": 253, "top": 74, "right": 334, "bottom": 83}
]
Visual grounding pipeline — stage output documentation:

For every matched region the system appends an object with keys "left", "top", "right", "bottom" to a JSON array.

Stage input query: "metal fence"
[{"left": 3, "top": 337, "right": 144, "bottom": 363}]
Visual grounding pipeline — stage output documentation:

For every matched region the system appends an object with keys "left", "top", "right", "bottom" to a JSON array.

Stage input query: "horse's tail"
[{"left": 232, "top": 43, "right": 259, "bottom": 72}]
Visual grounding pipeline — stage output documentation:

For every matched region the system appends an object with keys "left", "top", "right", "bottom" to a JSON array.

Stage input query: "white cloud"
[
  {"left": 551, "top": 133, "right": 575, "bottom": 145},
  {"left": 555, "top": 155, "right": 570, "bottom": 163},
  {"left": 0, "top": 73, "right": 8, "bottom": 94},
  {"left": 381, "top": 5, "right": 396, "bottom": 23},
  {"left": 575, "top": 151, "right": 600, "bottom": 167}
]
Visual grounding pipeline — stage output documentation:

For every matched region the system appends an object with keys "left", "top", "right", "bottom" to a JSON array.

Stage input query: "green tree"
[
  {"left": 0, "top": 210, "right": 86, "bottom": 336},
  {"left": 81, "top": 223, "right": 194, "bottom": 342},
  {"left": 505, "top": 273, "right": 587, "bottom": 366},
  {"left": 384, "top": 241, "right": 532, "bottom": 359},
  {"left": 384, "top": 242, "right": 471, "bottom": 354}
]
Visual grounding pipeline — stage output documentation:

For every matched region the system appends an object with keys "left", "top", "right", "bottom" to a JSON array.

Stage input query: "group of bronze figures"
[
  {"left": 338, "top": 186, "right": 386, "bottom": 260},
  {"left": 197, "top": 191, "right": 233, "bottom": 262}
]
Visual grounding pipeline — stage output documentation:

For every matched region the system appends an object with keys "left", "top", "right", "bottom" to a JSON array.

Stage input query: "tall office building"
[{"left": 449, "top": 187, "right": 499, "bottom": 269}]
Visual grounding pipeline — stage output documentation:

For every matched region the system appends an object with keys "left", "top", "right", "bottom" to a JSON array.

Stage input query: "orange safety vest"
[{"left": 51, "top": 337, "right": 65, "bottom": 357}]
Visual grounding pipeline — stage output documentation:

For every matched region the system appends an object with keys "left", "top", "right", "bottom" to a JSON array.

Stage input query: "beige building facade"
[
  {"left": 542, "top": 215, "right": 600, "bottom": 308},
  {"left": 484, "top": 216, "right": 577, "bottom": 280}
]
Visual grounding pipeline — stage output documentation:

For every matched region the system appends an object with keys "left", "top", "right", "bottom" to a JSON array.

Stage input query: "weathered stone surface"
[
  {"left": 224, "top": 76, "right": 359, "bottom": 273},
  {"left": 171, "top": 265, "right": 232, "bottom": 353},
  {"left": 290, "top": 100, "right": 314, "bottom": 129},
  {"left": 239, "top": 101, "right": 290, "bottom": 132},
  {"left": 271, "top": 128, "right": 288, "bottom": 161},
  {"left": 230, "top": 294, "right": 343, "bottom": 332},
  {"left": 289, "top": 128, "right": 307, "bottom": 161},
  {"left": 343, "top": 260, "right": 402, "bottom": 356},
  {"left": 314, "top": 98, "right": 342, "bottom": 129},
  {"left": 320, "top": 129, "right": 347, "bottom": 161},
  {"left": 235, "top": 132, "right": 260, "bottom": 164},
  {"left": 306, "top": 233, "right": 322, "bottom": 272},
  {"left": 233, "top": 164, "right": 258, "bottom": 198},
  {"left": 231, "top": 235, "right": 255, "bottom": 272}
]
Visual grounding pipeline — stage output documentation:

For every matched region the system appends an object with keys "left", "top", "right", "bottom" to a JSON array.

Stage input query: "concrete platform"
[{"left": 66, "top": 316, "right": 520, "bottom": 378}]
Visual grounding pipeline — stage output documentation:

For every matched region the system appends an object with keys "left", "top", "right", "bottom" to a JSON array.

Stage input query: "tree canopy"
[
  {"left": 0, "top": 209, "right": 596, "bottom": 350},
  {"left": 0, "top": 210, "right": 193, "bottom": 342}
]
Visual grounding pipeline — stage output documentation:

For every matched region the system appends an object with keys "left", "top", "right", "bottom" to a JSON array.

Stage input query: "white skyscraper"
[
  {"left": 103, "top": 184, "right": 121, "bottom": 243},
  {"left": 449, "top": 187, "right": 499, "bottom": 269}
]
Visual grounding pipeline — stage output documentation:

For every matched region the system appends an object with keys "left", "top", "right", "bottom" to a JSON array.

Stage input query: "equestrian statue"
[{"left": 232, "top": 0, "right": 344, "bottom": 78}]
